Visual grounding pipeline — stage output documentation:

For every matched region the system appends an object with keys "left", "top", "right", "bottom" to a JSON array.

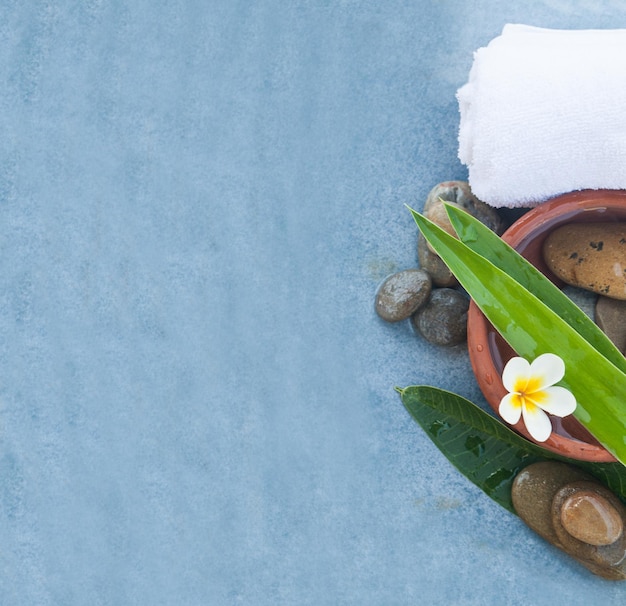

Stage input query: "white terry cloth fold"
[{"left": 457, "top": 24, "right": 626, "bottom": 208}]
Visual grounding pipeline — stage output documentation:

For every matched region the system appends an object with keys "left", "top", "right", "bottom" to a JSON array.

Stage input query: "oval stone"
[
  {"left": 423, "top": 181, "right": 503, "bottom": 235},
  {"left": 417, "top": 235, "right": 458, "bottom": 287},
  {"left": 375, "top": 269, "right": 432, "bottom": 322},
  {"left": 542, "top": 222, "right": 626, "bottom": 300},
  {"left": 511, "top": 461, "right": 595, "bottom": 547},
  {"left": 560, "top": 490, "right": 623, "bottom": 546},
  {"left": 512, "top": 462, "right": 626, "bottom": 579},
  {"left": 417, "top": 181, "right": 504, "bottom": 288},
  {"left": 551, "top": 481, "right": 626, "bottom": 573},
  {"left": 417, "top": 181, "right": 503, "bottom": 286},
  {"left": 411, "top": 288, "right": 469, "bottom": 346}
]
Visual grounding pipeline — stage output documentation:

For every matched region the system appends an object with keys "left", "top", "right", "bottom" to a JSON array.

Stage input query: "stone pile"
[
  {"left": 375, "top": 181, "right": 502, "bottom": 346},
  {"left": 512, "top": 461, "right": 626, "bottom": 580}
]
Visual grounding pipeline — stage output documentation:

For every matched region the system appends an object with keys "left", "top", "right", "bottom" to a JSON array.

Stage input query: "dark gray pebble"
[
  {"left": 375, "top": 269, "right": 432, "bottom": 322},
  {"left": 595, "top": 295, "right": 626, "bottom": 354},
  {"left": 411, "top": 288, "right": 469, "bottom": 346}
]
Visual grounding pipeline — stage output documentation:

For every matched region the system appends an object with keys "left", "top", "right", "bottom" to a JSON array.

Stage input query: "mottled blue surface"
[{"left": 1, "top": 2, "right": 626, "bottom": 604}]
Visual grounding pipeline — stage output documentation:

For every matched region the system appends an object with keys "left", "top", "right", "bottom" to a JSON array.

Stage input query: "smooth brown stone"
[
  {"left": 552, "top": 481, "right": 626, "bottom": 577},
  {"left": 560, "top": 489, "right": 623, "bottom": 546},
  {"left": 422, "top": 181, "right": 503, "bottom": 236},
  {"left": 511, "top": 462, "right": 594, "bottom": 548},
  {"left": 417, "top": 235, "right": 457, "bottom": 287},
  {"left": 512, "top": 462, "right": 626, "bottom": 580},
  {"left": 543, "top": 222, "right": 626, "bottom": 300},
  {"left": 595, "top": 295, "right": 626, "bottom": 354},
  {"left": 417, "top": 181, "right": 502, "bottom": 286}
]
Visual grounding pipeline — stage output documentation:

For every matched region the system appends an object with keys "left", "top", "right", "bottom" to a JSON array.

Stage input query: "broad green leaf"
[
  {"left": 400, "top": 385, "right": 546, "bottom": 512},
  {"left": 399, "top": 385, "right": 626, "bottom": 512},
  {"left": 408, "top": 208, "right": 626, "bottom": 466},
  {"left": 444, "top": 204, "right": 626, "bottom": 373}
]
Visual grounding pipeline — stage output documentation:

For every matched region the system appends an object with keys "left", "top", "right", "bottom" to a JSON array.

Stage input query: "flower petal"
[
  {"left": 499, "top": 392, "right": 523, "bottom": 424},
  {"left": 501, "top": 356, "right": 530, "bottom": 392},
  {"left": 522, "top": 401, "right": 552, "bottom": 442},
  {"left": 530, "top": 385, "right": 577, "bottom": 417},
  {"left": 528, "top": 353, "right": 565, "bottom": 391}
]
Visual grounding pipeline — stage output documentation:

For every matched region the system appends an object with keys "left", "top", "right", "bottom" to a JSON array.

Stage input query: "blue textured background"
[{"left": 2, "top": 2, "right": 626, "bottom": 604}]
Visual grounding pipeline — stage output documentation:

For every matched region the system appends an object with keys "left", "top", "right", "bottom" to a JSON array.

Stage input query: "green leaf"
[
  {"left": 399, "top": 385, "right": 626, "bottom": 512},
  {"left": 445, "top": 204, "right": 626, "bottom": 373},
  {"left": 408, "top": 208, "right": 626, "bottom": 466}
]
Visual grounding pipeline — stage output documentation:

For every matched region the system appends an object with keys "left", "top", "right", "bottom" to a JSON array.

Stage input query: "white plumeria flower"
[{"left": 499, "top": 353, "right": 577, "bottom": 443}]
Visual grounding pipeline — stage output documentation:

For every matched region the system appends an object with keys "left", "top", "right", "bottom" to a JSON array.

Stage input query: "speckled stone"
[
  {"left": 411, "top": 288, "right": 469, "bottom": 346},
  {"left": 512, "top": 462, "right": 626, "bottom": 580},
  {"left": 543, "top": 222, "right": 626, "bottom": 300},
  {"left": 417, "top": 181, "right": 503, "bottom": 286},
  {"left": 595, "top": 295, "right": 626, "bottom": 354},
  {"left": 375, "top": 269, "right": 432, "bottom": 322}
]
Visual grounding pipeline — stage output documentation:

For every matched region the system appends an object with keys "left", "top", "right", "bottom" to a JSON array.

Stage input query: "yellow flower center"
[
  {"left": 513, "top": 375, "right": 542, "bottom": 395},
  {"left": 511, "top": 375, "right": 548, "bottom": 409}
]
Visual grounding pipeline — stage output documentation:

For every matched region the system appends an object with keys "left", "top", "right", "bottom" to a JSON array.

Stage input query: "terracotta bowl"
[{"left": 467, "top": 189, "right": 626, "bottom": 463}]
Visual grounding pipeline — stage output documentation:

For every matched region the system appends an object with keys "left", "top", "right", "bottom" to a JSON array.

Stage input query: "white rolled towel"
[{"left": 457, "top": 24, "right": 626, "bottom": 208}]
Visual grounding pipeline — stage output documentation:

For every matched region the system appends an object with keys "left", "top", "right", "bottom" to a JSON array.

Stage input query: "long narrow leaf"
[
  {"left": 444, "top": 204, "right": 626, "bottom": 372},
  {"left": 409, "top": 208, "right": 626, "bottom": 465}
]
